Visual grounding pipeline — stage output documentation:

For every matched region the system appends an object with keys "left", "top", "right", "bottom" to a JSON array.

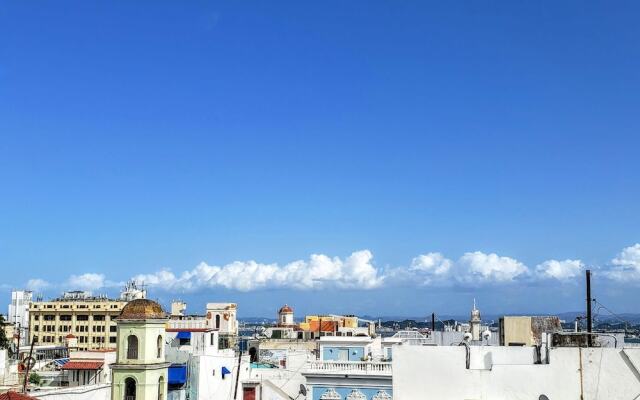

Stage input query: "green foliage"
[
  {"left": 29, "top": 372, "right": 42, "bottom": 385},
  {"left": 0, "top": 314, "right": 9, "bottom": 349}
]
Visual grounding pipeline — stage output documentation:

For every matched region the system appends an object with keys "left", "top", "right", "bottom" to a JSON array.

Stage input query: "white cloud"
[
  {"left": 408, "top": 252, "right": 453, "bottom": 285},
  {"left": 134, "top": 250, "right": 384, "bottom": 292},
  {"left": 535, "top": 259, "right": 584, "bottom": 280},
  {"left": 19, "top": 244, "right": 640, "bottom": 294},
  {"left": 26, "top": 279, "right": 50, "bottom": 291},
  {"left": 67, "top": 273, "right": 108, "bottom": 291},
  {"left": 608, "top": 243, "right": 640, "bottom": 281},
  {"left": 458, "top": 251, "right": 529, "bottom": 282}
]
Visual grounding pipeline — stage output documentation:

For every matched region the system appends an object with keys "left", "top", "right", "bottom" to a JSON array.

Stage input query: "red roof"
[
  {"left": 65, "top": 334, "right": 76, "bottom": 339},
  {"left": 61, "top": 360, "right": 104, "bottom": 370},
  {"left": 0, "top": 392, "right": 37, "bottom": 400}
]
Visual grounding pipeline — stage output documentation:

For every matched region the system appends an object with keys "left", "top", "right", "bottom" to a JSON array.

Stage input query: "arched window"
[
  {"left": 215, "top": 314, "right": 220, "bottom": 329},
  {"left": 124, "top": 377, "right": 136, "bottom": 400},
  {"left": 157, "top": 335, "right": 163, "bottom": 358},
  {"left": 127, "top": 335, "right": 138, "bottom": 360},
  {"left": 158, "top": 376, "right": 165, "bottom": 400}
]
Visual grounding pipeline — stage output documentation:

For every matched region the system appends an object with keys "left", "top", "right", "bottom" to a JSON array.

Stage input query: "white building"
[
  {"left": 164, "top": 328, "right": 247, "bottom": 400},
  {"left": 118, "top": 280, "right": 147, "bottom": 301},
  {"left": 205, "top": 303, "right": 238, "bottom": 336},
  {"left": 277, "top": 305, "right": 294, "bottom": 327},
  {"left": 8, "top": 290, "right": 32, "bottom": 345},
  {"left": 302, "top": 337, "right": 393, "bottom": 400},
  {"left": 392, "top": 342, "right": 640, "bottom": 399}
]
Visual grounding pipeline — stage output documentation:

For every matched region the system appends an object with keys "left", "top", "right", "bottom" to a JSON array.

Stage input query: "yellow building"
[
  {"left": 299, "top": 315, "right": 360, "bottom": 331},
  {"left": 29, "top": 282, "right": 146, "bottom": 351}
]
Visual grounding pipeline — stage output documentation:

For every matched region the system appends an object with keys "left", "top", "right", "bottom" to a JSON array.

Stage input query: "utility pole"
[
  {"left": 586, "top": 269, "right": 593, "bottom": 347},
  {"left": 22, "top": 338, "right": 36, "bottom": 393},
  {"left": 431, "top": 313, "right": 436, "bottom": 333},
  {"left": 15, "top": 322, "right": 21, "bottom": 361}
]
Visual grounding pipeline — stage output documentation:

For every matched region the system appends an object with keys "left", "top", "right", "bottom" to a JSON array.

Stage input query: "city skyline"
[
  {"left": 3, "top": 242, "right": 639, "bottom": 317},
  {"left": 2, "top": 1, "right": 639, "bottom": 316}
]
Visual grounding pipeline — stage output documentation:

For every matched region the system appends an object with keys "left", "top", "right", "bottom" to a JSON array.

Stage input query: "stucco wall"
[
  {"left": 116, "top": 321, "right": 166, "bottom": 364},
  {"left": 392, "top": 345, "right": 640, "bottom": 400},
  {"left": 322, "top": 346, "right": 365, "bottom": 361},
  {"left": 34, "top": 383, "right": 111, "bottom": 400}
]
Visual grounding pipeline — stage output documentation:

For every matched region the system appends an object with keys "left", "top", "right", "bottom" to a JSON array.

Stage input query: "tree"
[
  {"left": 29, "top": 372, "right": 42, "bottom": 385},
  {"left": 0, "top": 314, "right": 9, "bottom": 349}
]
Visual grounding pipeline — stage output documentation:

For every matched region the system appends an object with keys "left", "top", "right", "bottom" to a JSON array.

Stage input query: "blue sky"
[{"left": 1, "top": 1, "right": 639, "bottom": 318}]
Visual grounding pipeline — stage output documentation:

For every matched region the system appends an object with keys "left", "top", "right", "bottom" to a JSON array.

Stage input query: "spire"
[{"left": 473, "top": 298, "right": 476, "bottom": 311}]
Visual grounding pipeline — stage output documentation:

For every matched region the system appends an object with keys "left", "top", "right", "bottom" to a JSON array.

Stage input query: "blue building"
[{"left": 302, "top": 337, "right": 393, "bottom": 400}]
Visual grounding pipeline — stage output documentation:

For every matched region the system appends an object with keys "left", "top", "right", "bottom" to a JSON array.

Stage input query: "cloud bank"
[
  {"left": 21, "top": 244, "right": 640, "bottom": 293},
  {"left": 133, "top": 250, "right": 383, "bottom": 292}
]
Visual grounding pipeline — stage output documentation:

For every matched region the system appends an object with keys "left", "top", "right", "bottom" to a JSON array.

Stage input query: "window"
[
  {"left": 158, "top": 376, "right": 165, "bottom": 400},
  {"left": 110, "top": 337, "right": 117, "bottom": 344},
  {"left": 127, "top": 335, "right": 139, "bottom": 359},
  {"left": 124, "top": 377, "right": 136, "bottom": 400},
  {"left": 110, "top": 326, "right": 117, "bottom": 333},
  {"left": 60, "top": 315, "right": 72, "bottom": 321},
  {"left": 77, "top": 315, "right": 89, "bottom": 321},
  {"left": 215, "top": 314, "right": 220, "bottom": 329},
  {"left": 218, "top": 337, "right": 230, "bottom": 350},
  {"left": 44, "top": 315, "right": 55, "bottom": 321},
  {"left": 157, "top": 335, "right": 163, "bottom": 358},
  {"left": 93, "top": 315, "right": 105, "bottom": 321}
]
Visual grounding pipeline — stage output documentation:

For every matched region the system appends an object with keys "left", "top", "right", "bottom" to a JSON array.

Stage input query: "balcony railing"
[
  {"left": 304, "top": 360, "right": 392, "bottom": 375},
  {"left": 167, "top": 319, "right": 207, "bottom": 330}
]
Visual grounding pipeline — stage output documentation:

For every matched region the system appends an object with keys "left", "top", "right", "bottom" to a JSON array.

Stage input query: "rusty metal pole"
[{"left": 22, "top": 338, "right": 36, "bottom": 393}]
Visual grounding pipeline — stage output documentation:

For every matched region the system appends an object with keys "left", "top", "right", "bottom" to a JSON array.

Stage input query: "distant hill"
[{"left": 239, "top": 312, "right": 640, "bottom": 326}]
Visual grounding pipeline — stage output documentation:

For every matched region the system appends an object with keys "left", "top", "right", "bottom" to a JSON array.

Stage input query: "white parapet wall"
[
  {"left": 392, "top": 345, "right": 640, "bottom": 400},
  {"left": 30, "top": 383, "right": 110, "bottom": 400}
]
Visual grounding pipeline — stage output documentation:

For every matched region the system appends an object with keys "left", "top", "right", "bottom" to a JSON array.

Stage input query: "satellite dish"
[
  {"left": 539, "top": 395, "right": 550, "bottom": 400},
  {"left": 299, "top": 384, "right": 307, "bottom": 396},
  {"left": 482, "top": 330, "right": 492, "bottom": 341},
  {"left": 463, "top": 332, "right": 473, "bottom": 342}
]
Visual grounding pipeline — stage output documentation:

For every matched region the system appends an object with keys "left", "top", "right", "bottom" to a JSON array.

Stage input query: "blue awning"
[
  {"left": 54, "top": 358, "right": 69, "bottom": 367},
  {"left": 168, "top": 365, "right": 187, "bottom": 385},
  {"left": 176, "top": 332, "right": 191, "bottom": 340},
  {"left": 221, "top": 366, "right": 231, "bottom": 377}
]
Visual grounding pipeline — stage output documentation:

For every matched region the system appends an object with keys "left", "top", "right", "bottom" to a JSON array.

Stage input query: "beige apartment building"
[{"left": 29, "top": 282, "right": 146, "bottom": 351}]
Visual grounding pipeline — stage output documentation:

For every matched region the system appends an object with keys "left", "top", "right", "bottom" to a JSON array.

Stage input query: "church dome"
[
  {"left": 279, "top": 304, "right": 293, "bottom": 314},
  {"left": 118, "top": 299, "right": 167, "bottom": 320}
]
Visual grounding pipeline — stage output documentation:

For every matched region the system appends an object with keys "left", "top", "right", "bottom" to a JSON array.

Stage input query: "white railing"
[
  {"left": 167, "top": 319, "right": 207, "bottom": 330},
  {"left": 304, "top": 360, "right": 392, "bottom": 375}
]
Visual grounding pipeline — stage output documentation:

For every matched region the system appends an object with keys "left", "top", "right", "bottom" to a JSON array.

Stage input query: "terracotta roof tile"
[
  {"left": 61, "top": 360, "right": 104, "bottom": 370},
  {"left": 0, "top": 392, "right": 37, "bottom": 400}
]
